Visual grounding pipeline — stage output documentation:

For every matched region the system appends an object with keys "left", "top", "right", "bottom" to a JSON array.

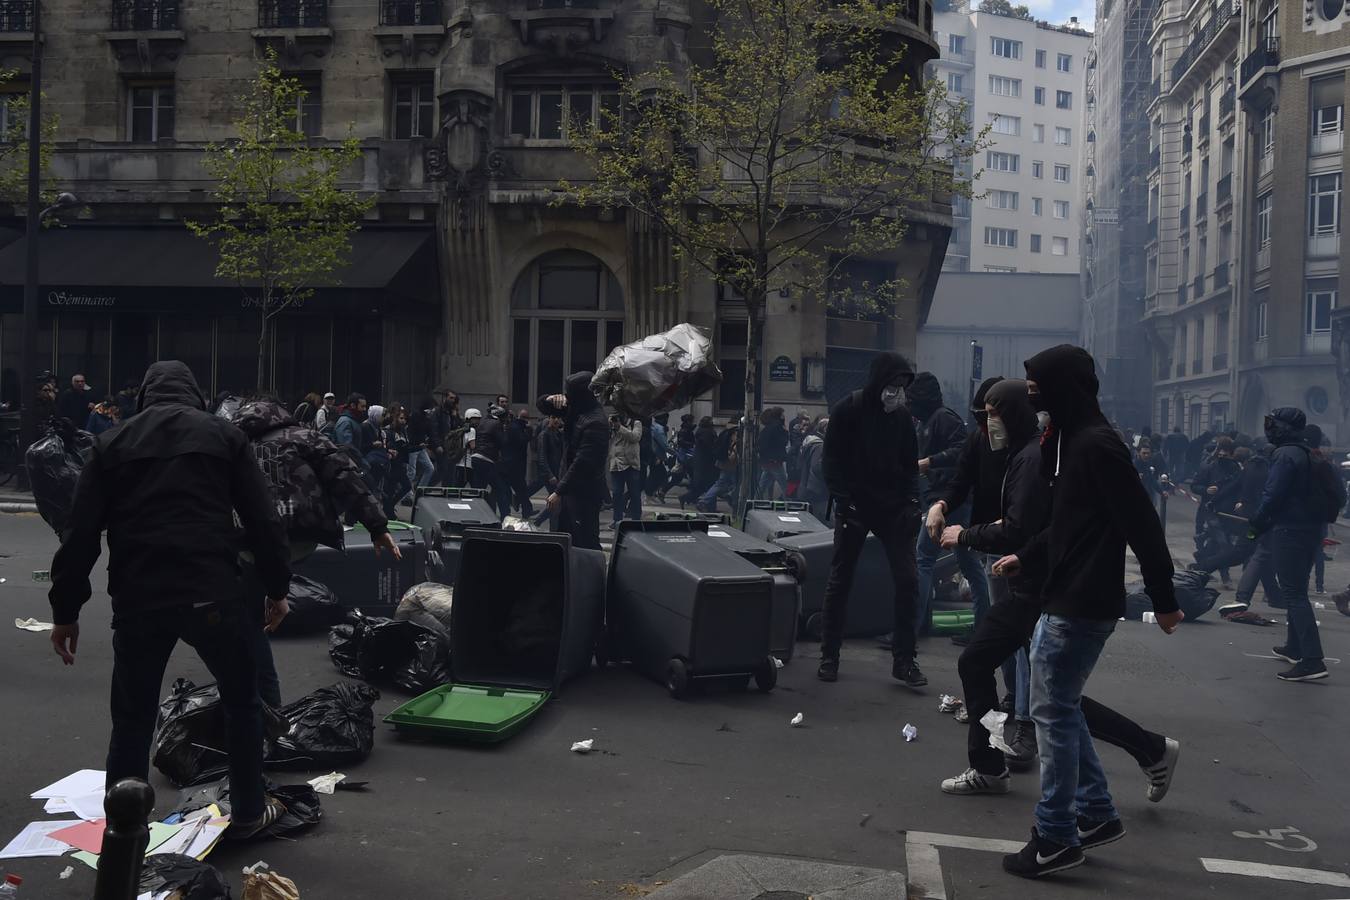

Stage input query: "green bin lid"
[{"left": 384, "top": 683, "right": 551, "bottom": 743}]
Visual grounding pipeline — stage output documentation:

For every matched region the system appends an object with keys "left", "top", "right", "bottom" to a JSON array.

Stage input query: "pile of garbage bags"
[
  {"left": 329, "top": 611, "right": 450, "bottom": 693},
  {"left": 153, "top": 678, "right": 379, "bottom": 787},
  {"left": 1124, "top": 568, "right": 1218, "bottom": 622},
  {"left": 393, "top": 582, "right": 454, "bottom": 642},
  {"left": 171, "top": 779, "right": 322, "bottom": 838},
  {"left": 590, "top": 323, "right": 723, "bottom": 419},
  {"left": 274, "top": 575, "right": 346, "bottom": 637},
  {"left": 141, "top": 854, "right": 233, "bottom": 900},
  {"left": 26, "top": 418, "right": 93, "bottom": 535}
]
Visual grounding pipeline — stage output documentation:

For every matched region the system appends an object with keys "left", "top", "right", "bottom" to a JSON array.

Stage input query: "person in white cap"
[
  {"left": 456, "top": 408, "right": 481, "bottom": 487},
  {"left": 314, "top": 392, "right": 337, "bottom": 432}
]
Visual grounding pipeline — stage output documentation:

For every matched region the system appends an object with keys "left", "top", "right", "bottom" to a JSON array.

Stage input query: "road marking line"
[
  {"left": 1201, "top": 858, "right": 1350, "bottom": 887},
  {"left": 1243, "top": 653, "right": 1341, "bottom": 664},
  {"left": 905, "top": 841, "right": 946, "bottom": 900},
  {"left": 906, "top": 831, "right": 1025, "bottom": 854}
]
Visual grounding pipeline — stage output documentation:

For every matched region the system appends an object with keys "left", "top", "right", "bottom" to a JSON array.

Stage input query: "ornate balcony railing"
[
  {"left": 111, "top": 0, "right": 179, "bottom": 30},
  {"left": 1240, "top": 36, "right": 1279, "bottom": 86},
  {"left": 258, "top": 0, "right": 328, "bottom": 28},
  {"left": 0, "top": 0, "right": 33, "bottom": 31},
  {"left": 1171, "top": 0, "right": 1240, "bottom": 86},
  {"left": 380, "top": 0, "right": 440, "bottom": 24}
]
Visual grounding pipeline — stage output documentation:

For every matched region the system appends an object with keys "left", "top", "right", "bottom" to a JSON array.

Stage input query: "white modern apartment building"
[{"left": 933, "top": 2, "right": 1092, "bottom": 274}]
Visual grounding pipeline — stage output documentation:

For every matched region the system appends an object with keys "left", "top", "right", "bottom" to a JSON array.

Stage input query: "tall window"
[
  {"left": 1193, "top": 318, "right": 1205, "bottom": 372},
  {"left": 1053, "top": 163, "right": 1070, "bottom": 182},
  {"left": 1054, "top": 126, "right": 1071, "bottom": 145},
  {"left": 1311, "top": 76, "right": 1344, "bottom": 155},
  {"left": 1260, "top": 0, "right": 1279, "bottom": 44},
  {"left": 1055, "top": 90, "right": 1072, "bottom": 109},
  {"left": 391, "top": 75, "right": 434, "bottom": 138},
  {"left": 129, "top": 83, "right": 174, "bottom": 141},
  {"left": 986, "top": 151, "right": 1020, "bottom": 172},
  {"left": 0, "top": 86, "right": 26, "bottom": 139},
  {"left": 1260, "top": 107, "right": 1275, "bottom": 158},
  {"left": 990, "top": 114, "right": 1021, "bottom": 135},
  {"left": 1030, "top": 234, "right": 1042, "bottom": 252},
  {"left": 508, "top": 81, "right": 619, "bottom": 140},
  {"left": 1034, "top": 86, "right": 1045, "bottom": 105},
  {"left": 1308, "top": 172, "right": 1342, "bottom": 236},
  {"left": 1051, "top": 236, "right": 1068, "bottom": 255},
  {"left": 1256, "top": 192, "right": 1272, "bottom": 246},
  {"left": 987, "top": 189, "right": 1019, "bottom": 209},
  {"left": 1257, "top": 299, "right": 1269, "bottom": 339},
  {"left": 949, "top": 34, "right": 965, "bottom": 54},
  {"left": 1053, "top": 199, "right": 1069, "bottom": 218},
  {"left": 1032, "top": 196, "right": 1043, "bottom": 215},
  {"left": 947, "top": 72, "right": 964, "bottom": 92},
  {"left": 984, "top": 227, "right": 1018, "bottom": 247},
  {"left": 291, "top": 73, "right": 322, "bottom": 138},
  {"left": 991, "top": 37, "right": 1022, "bottom": 59},
  {"left": 989, "top": 75, "right": 1022, "bottom": 98},
  {"left": 1033, "top": 123, "right": 1044, "bottom": 142},
  {"left": 1032, "top": 160, "right": 1044, "bottom": 178},
  {"left": 1306, "top": 278, "right": 1337, "bottom": 335},
  {"left": 1035, "top": 49, "right": 1046, "bottom": 68},
  {"left": 1057, "top": 53, "right": 1072, "bottom": 72}
]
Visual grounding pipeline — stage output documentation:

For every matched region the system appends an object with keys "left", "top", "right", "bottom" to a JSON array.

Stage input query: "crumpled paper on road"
[
  {"left": 15, "top": 617, "right": 53, "bottom": 632},
  {"left": 980, "top": 709, "right": 1015, "bottom": 754},
  {"left": 306, "top": 772, "right": 346, "bottom": 795},
  {"left": 242, "top": 861, "right": 300, "bottom": 900},
  {"left": 902, "top": 723, "right": 918, "bottom": 742},
  {"left": 571, "top": 739, "right": 594, "bottom": 753}
]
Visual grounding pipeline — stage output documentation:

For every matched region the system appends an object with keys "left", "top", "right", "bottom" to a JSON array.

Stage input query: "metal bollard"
[{"left": 93, "top": 778, "right": 155, "bottom": 900}]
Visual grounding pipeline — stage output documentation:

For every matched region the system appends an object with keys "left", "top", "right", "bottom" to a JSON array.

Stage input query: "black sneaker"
[
  {"left": 1277, "top": 659, "right": 1329, "bottom": 682},
  {"left": 875, "top": 632, "right": 894, "bottom": 650},
  {"left": 817, "top": 658, "right": 839, "bottom": 682},
  {"left": 1272, "top": 646, "right": 1300, "bottom": 664},
  {"left": 1003, "top": 719, "right": 1037, "bottom": 771},
  {"left": 892, "top": 658, "right": 928, "bottom": 688},
  {"left": 1000, "top": 692, "right": 1015, "bottom": 714},
  {"left": 1002, "top": 828, "right": 1084, "bottom": 879},
  {"left": 1076, "top": 816, "right": 1126, "bottom": 850}
]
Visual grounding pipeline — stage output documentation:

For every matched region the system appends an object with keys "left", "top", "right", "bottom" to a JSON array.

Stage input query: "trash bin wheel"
[
  {"left": 754, "top": 656, "right": 778, "bottom": 692},
  {"left": 804, "top": 612, "right": 825, "bottom": 641},
  {"left": 666, "top": 658, "right": 691, "bottom": 699}
]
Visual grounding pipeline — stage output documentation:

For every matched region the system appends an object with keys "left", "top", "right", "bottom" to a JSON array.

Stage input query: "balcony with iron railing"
[
  {"left": 1198, "top": 114, "right": 1210, "bottom": 144},
  {"left": 1182, "top": 132, "right": 1193, "bottom": 156},
  {"left": 1213, "top": 260, "right": 1229, "bottom": 288},
  {"left": 1193, "top": 272, "right": 1205, "bottom": 297},
  {"left": 0, "top": 0, "right": 32, "bottom": 32},
  {"left": 380, "top": 0, "right": 440, "bottom": 24},
  {"left": 1219, "top": 88, "right": 1235, "bottom": 121},
  {"left": 1180, "top": 206, "right": 1190, "bottom": 231},
  {"left": 258, "top": 0, "right": 328, "bottom": 28},
  {"left": 1213, "top": 352, "right": 1228, "bottom": 370},
  {"left": 1176, "top": 361, "right": 1187, "bottom": 377},
  {"left": 1150, "top": 146, "right": 1160, "bottom": 171},
  {"left": 111, "top": 0, "right": 179, "bottom": 30},
  {"left": 1148, "top": 215, "right": 1160, "bottom": 242},
  {"left": 1178, "top": 281, "right": 1189, "bottom": 304},
  {"left": 1240, "top": 36, "right": 1279, "bottom": 91},
  {"left": 1195, "top": 192, "right": 1207, "bottom": 221},
  {"left": 1216, "top": 173, "right": 1232, "bottom": 205},
  {"left": 1151, "top": 76, "right": 1161, "bottom": 101},
  {"left": 1170, "top": 0, "right": 1241, "bottom": 89}
]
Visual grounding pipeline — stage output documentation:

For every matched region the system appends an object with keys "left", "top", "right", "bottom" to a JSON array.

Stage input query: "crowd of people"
[{"left": 27, "top": 345, "right": 1348, "bottom": 884}]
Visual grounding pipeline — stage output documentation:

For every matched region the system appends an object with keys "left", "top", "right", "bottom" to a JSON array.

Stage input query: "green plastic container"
[
  {"left": 384, "top": 683, "right": 548, "bottom": 743},
  {"left": 929, "top": 610, "right": 976, "bottom": 636}
]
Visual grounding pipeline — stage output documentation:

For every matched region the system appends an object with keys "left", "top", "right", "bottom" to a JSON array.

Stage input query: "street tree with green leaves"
[
  {"left": 564, "top": 0, "right": 984, "bottom": 497},
  {"left": 978, "top": 0, "right": 1034, "bottom": 19},
  {"left": 0, "top": 70, "right": 58, "bottom": 209},
  {"left": 190, "top": 52, "right": 373, "bottom": 391}
]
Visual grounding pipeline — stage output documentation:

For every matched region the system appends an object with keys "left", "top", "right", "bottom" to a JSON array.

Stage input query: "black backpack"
[{"left": 1301, "top": 447, "right": 1346, "bottom": 524}]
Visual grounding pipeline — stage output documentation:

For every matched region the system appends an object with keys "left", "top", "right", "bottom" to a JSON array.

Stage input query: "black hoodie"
[
  {"left": 939, "top": 376, "right": 1006, "bottom": 525},
  {"left": 908, "top": 372, "right": 967, "bottom": 501},
  {"left": 49, "top": 361, "right": 292, "bottom": 627},
  {"left": 1018, "top": 346, "right": 1177, "bottom": 619},
  {"left": 537, "top": 371, "right": 608, "bottom": 501},
  {"left": 822, "top": 352, "right": 920, "bottom": 513}
]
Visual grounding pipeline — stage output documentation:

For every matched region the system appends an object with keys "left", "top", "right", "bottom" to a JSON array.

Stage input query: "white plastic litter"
[
  {"left": 307, "top": 772, "right": 346, "bottom": 795},
  {"left": 570, "top": 739, "right": 594, "bottom": 753},
  {"left": 14, "top": 617, "right": 53, "bottom": 632},
  {"left": 902, "top": 723, "right": 918, "bottom": 742},
  {"left": 980, "top": 709, "right": 1016, "bottom": 755},
  {"left": 1141, "top": 611, "right": 1157, "bottom": 624},
  {"left": 1313, "top": 601, "right": 1327, "bottom": 609},
  {"left": 790, "top": 713, "right": 804, "bottom": 728},
  {"left": 938, "top": 694, "right": 962, "bottom": 713},
  {"left": 59, "top": 866, "right": 74, "bottom": 880},
  {"left": 772, "top": 656, "right": 784, "bottom": 669}
]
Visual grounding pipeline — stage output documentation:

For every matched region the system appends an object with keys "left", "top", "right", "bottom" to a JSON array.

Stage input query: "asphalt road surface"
[{"left": 0, "top": 504, "right": 1347, "bottom": 899}]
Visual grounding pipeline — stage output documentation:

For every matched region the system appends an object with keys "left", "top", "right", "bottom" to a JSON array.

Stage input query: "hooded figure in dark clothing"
[
  {"left": 817, "top": 352, "right": 927, "bottom": 687},
  {"left": 993, "top": 346, "right": 1182, "bottom": 879},
  {"left": 538, "top": 371, "right": 608, "bottom": 550},
  {"left": 48, "top": 361, "right": 293, "bottom": 837}
]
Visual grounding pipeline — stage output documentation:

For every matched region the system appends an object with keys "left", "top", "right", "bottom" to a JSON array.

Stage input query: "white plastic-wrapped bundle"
[{"left": 590, "top": 323, "right": 723, "bottom": 418}]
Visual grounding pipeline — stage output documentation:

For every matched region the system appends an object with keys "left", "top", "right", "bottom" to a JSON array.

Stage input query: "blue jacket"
[
  {"left": 1252, "top": 444, "right": 1323, "bottom": 531},
  {"left": 333, "top": 411, "right": 364, "bottom": 451}
]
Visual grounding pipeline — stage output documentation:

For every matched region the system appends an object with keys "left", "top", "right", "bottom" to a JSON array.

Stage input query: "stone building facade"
[{"left": 0, "top": 0, "right": 950, "bottom": 416}]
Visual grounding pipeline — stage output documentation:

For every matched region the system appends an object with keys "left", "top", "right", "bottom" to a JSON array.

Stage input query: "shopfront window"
[
  {"left": 110, "top": 313, "right": 157, "bottom": 397},
  {"left": 273, "top": 314, "right": 333, "bottom": 405},
  {"left": 216, "top": 314, "right": 262, "bottom": 396},
  {"left": 158, "top": 316, "right": 214, "bottom": 396},
  {"left": 56, "top": 314, "right": 111, "bottom": 402}
]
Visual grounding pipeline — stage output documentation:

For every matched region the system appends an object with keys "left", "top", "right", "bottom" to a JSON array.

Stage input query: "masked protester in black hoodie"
[
  {"left": 538, "top": 372, "right": 608, "bottom": 550},
  {"left": 48, "top": 361, "right": 292, "bottom": 839},
  {"left": 990, "top": 346, "right": 1181, "bottom": 879},
  {"left": 818, "top": 352, "right": 926, "bottom": 687}
]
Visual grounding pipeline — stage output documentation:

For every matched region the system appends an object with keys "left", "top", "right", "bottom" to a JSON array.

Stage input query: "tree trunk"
[
  {"left": 256, "top": 302, "right": 269, "bottom": 394},
  {"left": 738, "top": 294, "right": 766, "bottom": 523}
]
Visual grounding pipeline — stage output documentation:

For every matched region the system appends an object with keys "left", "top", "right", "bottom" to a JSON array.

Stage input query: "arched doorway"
[{"left": 509, "top": 250, "right": 625, "bottom": 404}]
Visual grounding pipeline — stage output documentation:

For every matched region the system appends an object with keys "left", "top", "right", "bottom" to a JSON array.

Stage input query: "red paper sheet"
[{"left": 49, "top": 818, "right": 105, "bottom": 855}]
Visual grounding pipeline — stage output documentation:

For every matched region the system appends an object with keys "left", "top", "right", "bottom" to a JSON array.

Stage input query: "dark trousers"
[
  {"left": 1236, "top": 531, "right": 1279, "bottom": 606},
  {"left": 959, "top": 592, "right": 1165, "bottom": 775},
  {"left": 107, "top": 603, "right": 265, "bottom": 822},
  {"left": 610, "top": 468, "right": 642, "bottom": 523},
  {"left": 560, "top": 492, "right": 602, "bottom": 551},
  {"left": 1273, "top": 525, "right": 1325, "bottom": 661},
  {"left": 820, "top": 503, "right": 920, "bottom": 663},
  {"left": 506, "top": 463, "right": 533, "bottom": 517}
]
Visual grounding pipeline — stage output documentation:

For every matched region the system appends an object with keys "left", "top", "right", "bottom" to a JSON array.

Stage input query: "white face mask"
[
  {"left": 1036, "top": 411, "right": 1052, "bottom": 431},
  {"left": 987, "top": 415, "right": 1008, "bottom": 450},
  {"left": 880, "top": 385, "right": 905, "bottom": 413}
]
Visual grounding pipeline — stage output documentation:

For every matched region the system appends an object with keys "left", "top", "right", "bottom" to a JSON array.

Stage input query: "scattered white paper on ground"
[
  {"left": 308, "top": 772, "right": 346, "bottom": 795},
  {"left": 772, "top": 656, "right": 784, "bottom": 669},
  {"left": 32, "top": 769, "right": 105, "bottom": 800},
  {"left": 980, "top": 709, "right": 1016, "bottom": 754},
  {"left": 790, "top": 713, "right": 804, "bottom": 727},
  {"left": 67, "top": 789, "right": 110, "bottom": 822},
  {"left": 570, "top": 739, "right": 594, "bottom": 753},
  {"left": 938, "top": 694, "right": 962, "bottom": 713},
  {"left": 0, "top": 820, "right": 82, "bottom": 859},
  {"left": 14, "top": 617, "right": 53, "bottom": 632},
  {"left": 44, "top": 798, "right": 74, "bottom": 814},
  {"left": 902, "top": 723, "right": 918, "bottom": 742},
  {"left": 59, "top": 865, "right": 74, "bottom": 879}
]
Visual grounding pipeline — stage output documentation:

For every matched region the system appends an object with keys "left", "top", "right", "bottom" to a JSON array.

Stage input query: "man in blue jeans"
[{"left": 994, "top": 346, "right": 1182, "bottom": 879}]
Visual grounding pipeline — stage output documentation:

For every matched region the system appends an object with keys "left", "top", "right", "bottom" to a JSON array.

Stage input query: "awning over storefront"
[{"left": 0, "top": 225, "right": 440, "bottom": 315}]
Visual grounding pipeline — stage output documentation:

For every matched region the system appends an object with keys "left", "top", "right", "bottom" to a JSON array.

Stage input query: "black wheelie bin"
[
  {"left": 741, "top": 500, "right": 828, "bottom": 542},
  {"left": 411, "top": 486, "right": 500, "bottom": 584},
  {"left": 293, "top": 521, "right": 427, "bottom": 617},
  {"left": 773, "top": 527, "right": 894, "bottom": 641},
  {"left": 605, "top": 520, "right": 777, "bottom": 699},
  {"left": 384, "top": 529, "right": 607, "bottom": 742},
  {"left": 702, "top": 523, "right": 803, "bottom": 662}
]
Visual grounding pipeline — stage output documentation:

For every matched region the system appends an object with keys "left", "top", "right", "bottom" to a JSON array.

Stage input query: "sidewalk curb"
[{"left": 0, "top": 503, "right": 38, "bottom": 513}]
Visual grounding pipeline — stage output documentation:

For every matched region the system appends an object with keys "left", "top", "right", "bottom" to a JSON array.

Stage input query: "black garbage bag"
[
  {"left": 328, "top": 613, "right": 450, "bottom": 693},
  {"left": 268, "top": 682, "right": 380, "bottom": 768},
  {"left": 153, "top": 679, "right": 287, "bottom": 787},
  {"left": 140, "top": 854, "right": 232, "bottom": 900},
  {"left": 1123, "top": 569, "right": 1218, "bottom": 622},
  {"left": 171, "top": 778, "right": 322, "bottom": 838},
  {"left": 274, "top": 575, "right": 346, "bottom": 636},
  {"left": 26, "top": 418, "right": 93, "bottom": 535}
]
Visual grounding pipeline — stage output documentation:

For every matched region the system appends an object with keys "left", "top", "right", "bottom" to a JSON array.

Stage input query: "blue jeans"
[
  {"left": 407, "top": 448, "right": 435, "bottom": 489},
  {"left": 699, "top": 471, "right": 738, "bottom": 511},
  {"left": 610, "top": 468, "right": 642, "bottom": 524},
  {"left": 1272, "top": 525, "right": 1325, "bottom": 661},
  {"left": 915, "top": 503, "right": 991, "bottom": 640},
  {"left": 757, "top": 461, "right": 788, "bottom": 500},
  {"left": 1031, "top": 614, "right": 1119, "bottom": 846}
]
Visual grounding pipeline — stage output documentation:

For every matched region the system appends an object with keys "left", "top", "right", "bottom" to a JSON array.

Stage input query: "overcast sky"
[{"left": 1022, "top": 0, "right": 1096, "bottom": 30}]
